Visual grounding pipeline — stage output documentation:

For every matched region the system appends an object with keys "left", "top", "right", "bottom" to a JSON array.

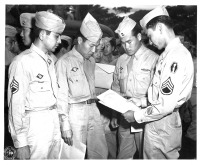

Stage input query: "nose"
[
  {"left": 149, "top": 39, "right": 153, "bottom": 45},
  {"left": 57, "top": 35, "right": 61, "bottom": 44}
]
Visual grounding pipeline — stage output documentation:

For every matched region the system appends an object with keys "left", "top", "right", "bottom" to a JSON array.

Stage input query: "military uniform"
[
  {"left": 112, "top": 44, "right": 158, "bottom": 159},
  {"left": 8, "top": 11, "right": 65, "bottom": 159},
  {"left": 137, "top": 6, "right": 194, "bottom": 159},
  {"left": 56, "top": 13, "right": 108, "bottom": 159}
]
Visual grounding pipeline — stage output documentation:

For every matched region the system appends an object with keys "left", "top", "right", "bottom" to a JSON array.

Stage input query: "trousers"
[
  {"left": 26, "top": 109, "right": 61, "bottom": 159},
  {"left": 69, "top": 103, "right": 108, "bottom": 159},
  {"left": 143, "top": 111, "right": 182, "bottom": 159}
]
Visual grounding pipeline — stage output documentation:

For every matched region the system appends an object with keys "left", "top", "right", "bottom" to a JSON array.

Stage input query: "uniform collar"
[
  {"left": 30, "top": 43, "right": 50, "bottom": 62},
  {"left": 134, "top": 44, "right": 145, "bottom": 60},
  {"left": 72, "top": 46, "right": 84, "bottom": 63},
  {"left": 162, "top": 37, "right": 181, "bottom": 59}
]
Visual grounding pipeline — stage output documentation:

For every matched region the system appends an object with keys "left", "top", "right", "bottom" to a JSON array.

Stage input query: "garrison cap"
[
  {"left": 61, "top": 35, "right": 72, "bottom": 45},
  {"left": 80, "top": 12, "right": 102, "bottom": 43},
  {"left": 115, "top": 16, "right": 136, "bottom": 38},
  {"left": 35, "top": 11, "right": 66, "bottom": 34},
  {"left": 6, "top": 25, "right": 18, "bottom": 37},
  {"left": 20, "top": 13, "right": 35, "bottom": 28},
  {"left": 140, "top": 6, "right": 169, "bottom": 30}
]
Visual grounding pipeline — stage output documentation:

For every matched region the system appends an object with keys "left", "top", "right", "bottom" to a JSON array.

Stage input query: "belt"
[
  {"left": 48, "top": 104, "right": 57, "bottom": 110},
  {"left": 74, "top": 99, "right": 97, "bottom": 105},
  {"left": 25, "top": 104, "right": 57, "bottom": 112},
  {"left": 123, "top": 96, "right": 131, "bottom": 99}
]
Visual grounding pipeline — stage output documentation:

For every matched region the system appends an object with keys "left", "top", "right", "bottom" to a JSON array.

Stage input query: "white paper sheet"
[
  {"left": 59, "top": 139, "right": 86, "bottom": 159},
  {"left": 95, "top": 63, "right": 115, "bottom": 89},
  {"left": 97, "top": 89, "right": 139, "bottom": 114}
]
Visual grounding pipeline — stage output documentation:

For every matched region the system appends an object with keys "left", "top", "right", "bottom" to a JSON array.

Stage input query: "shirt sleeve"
[
  {"left": 7, "top": 58, "right": 29, "bottom": 148},
  {"left": 111, "top": 60, "right": 120, "bottom": 94},
  {"left": 135, "top": 52, "right": 193, "bottom": 123},
  {"left": 55, "top": 59, "right": 71, "bottom": 132},
  {"left": 140, "top": 54, "right": 159, "bottom": 108}
]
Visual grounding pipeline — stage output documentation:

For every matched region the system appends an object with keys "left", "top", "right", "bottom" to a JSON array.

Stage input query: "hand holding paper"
[{"left": 97, "top": 89, "right": 140, "bottom": 113}]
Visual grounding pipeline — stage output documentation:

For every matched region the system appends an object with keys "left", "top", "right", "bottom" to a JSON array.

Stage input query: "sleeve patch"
[
  {"left": 161, "top": 77, "right": 174, "bottom": 95},
  {"left": 10, "top": 77, "right": 19, "bottom": 94},
  {"left": 171, "top": 62, "right": 178, "bottom": 74}
]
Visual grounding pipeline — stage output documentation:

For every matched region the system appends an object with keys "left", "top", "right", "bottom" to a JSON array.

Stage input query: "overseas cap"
[
  {"left": 140, "top": 6, "right": 169, "bottom": 30},
  {"left": 35, "top": 11, "right": 66, "bottom": 34},
  {"left": 20, "top": 13, "right": 35, "bottom": 28},
  {"left": 115, "top": 16, "right": 136, "bottom": 38},
  {"left": 80, "top": 12, "right": 102, "bottom": 43},
  {"left": 6, "top": 25, "right": 18, "bottom": 37}
]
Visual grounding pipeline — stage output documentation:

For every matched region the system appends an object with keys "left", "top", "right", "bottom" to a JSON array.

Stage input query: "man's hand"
[
  {"left": 110, "top": 117, "right": 119, "bottom": 128},
  {"left": 128, "top": 97, "right": 141, "bottom": 107},
  {"left": 122, "top": 110, "right": 136, "bottom": 123},
  {"left": 62, "top": 130, "right": 73, "bottom": 146},
  {"left": 16, "top": 146, "right": 30, "bottom": 160}
]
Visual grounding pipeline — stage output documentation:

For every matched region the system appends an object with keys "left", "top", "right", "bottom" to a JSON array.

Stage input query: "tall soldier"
[
  {"left": 55, "top": 13, "right": 108, "bottom": 159},
  {"left": 111, "top": 16, "right": 158, "bottom": 159},
  {"left": 123, "top": 6, "right": 194, "bottom": 159},
  {"left": 8, "top": 11, "right": 65, "bottom": 159}
]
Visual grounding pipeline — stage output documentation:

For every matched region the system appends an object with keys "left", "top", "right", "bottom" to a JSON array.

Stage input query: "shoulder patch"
[
  {"left": 161, "top": 77, "right": 174, "bottom": 95},
  {"left": 10, "top": 77, "right": 19, "bottom": 94},
  {"left": 170, "top": 62, "right": 178, "bottom": 74}
]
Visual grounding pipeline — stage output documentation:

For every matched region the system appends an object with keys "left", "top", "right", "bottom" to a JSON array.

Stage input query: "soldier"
[
  {"left": 123, "top": 6, "right": 194, "bottom": 159},
  {"left": 20, "top": 13, "right": 35, "bottom": 47},
  {"left": 56, "top": 13, "right": 108, "bottom": 159},
  {"left": 111, "top": 16, "right": 158, "bottom": 159},
  {"left": 8, "top": 11, "right": 65, "bottom": 159}
]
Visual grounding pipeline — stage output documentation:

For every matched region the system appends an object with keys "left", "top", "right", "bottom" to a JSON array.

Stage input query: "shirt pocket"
[
  {"left": 135, "top": 69, "right": 151, "bottom": 95},
  {"left": 30, "top": 81, "right": 51, "bottom": 93},
  {"left": 68, "top": 73, "right": 88, "bottom": 98}
]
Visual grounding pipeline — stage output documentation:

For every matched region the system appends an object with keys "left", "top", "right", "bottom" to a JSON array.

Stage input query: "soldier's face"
[
  {"left": 78, "top": 37, "right": 98, "bottom": 60},
  {"left": 20, "top": 27, "right": 32, "bottom": 46},
  {"left": 146, "top": 25, "right": 165, "bottom": 50},
  {"left": 120, "top": 31, "right": 140, "bottom": 56},
  {"left": 44, "top": 31, "right": 61, "bottom": 52}
]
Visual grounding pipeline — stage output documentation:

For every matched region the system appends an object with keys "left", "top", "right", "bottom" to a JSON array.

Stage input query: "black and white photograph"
[{"left": 3, "top": 0, "right": 198, "bottom": 161}]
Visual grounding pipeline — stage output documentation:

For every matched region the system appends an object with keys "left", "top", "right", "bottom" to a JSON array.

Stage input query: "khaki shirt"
[
  {"left": 56, "top": 47, "right": 95, "bottom": 131},
  {"left": 134, "top": 38, "right": 194, "bottom": 123},
  {"left": 111, "top": 44, "right": 158, "bottom": 106},
  {"left": 8, "top": 44, "right": 58, "bottom": 148}
]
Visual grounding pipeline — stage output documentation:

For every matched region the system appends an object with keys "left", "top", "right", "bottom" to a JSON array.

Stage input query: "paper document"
[
  {"left": 59, "top": 139, "right": 86, "bottom": 159},
  {"left": 97, "top": 89, "right": 139, "bottom": 114},
  {"left": 95, "top": 63, "right": 115, "bottom": 89}
]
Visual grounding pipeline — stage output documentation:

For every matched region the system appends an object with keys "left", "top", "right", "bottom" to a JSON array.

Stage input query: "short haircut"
[
  {"left": 146, "top": 15, "right": 174, "bottom": 30},
  {"left": 33, "top": 26, "right": 51, "bottom": 39}
]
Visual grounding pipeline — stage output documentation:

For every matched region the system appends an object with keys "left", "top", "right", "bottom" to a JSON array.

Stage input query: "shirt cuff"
[
  {"left": 140, "top": 97, "right": 147, "bottom": 107},
  {"left": 134, "top": 108, "right": 146, "bottom": 123},
  {"left": 13, "top": 133, "right": 28, "bottom": 148},
  {"left": 60, "top": 120, "right": 71, "bottom": 132}
]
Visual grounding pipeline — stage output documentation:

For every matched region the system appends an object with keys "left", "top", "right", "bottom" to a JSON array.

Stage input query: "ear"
[
  {"left": 156, "top": 23, "right": 163, "bottom": 34},
  {"left": 39, "top": 30, "right": 45, "bottom": 40},
  {"left": 77, "top": 36, "right": 83, "bottom": 44},
  {"left": 137, "top": 33, "right": 142, "bottom": 41}
]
